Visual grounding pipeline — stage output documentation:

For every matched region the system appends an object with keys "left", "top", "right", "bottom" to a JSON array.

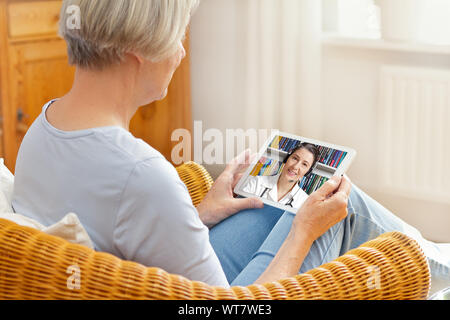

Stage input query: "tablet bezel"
[{"left": 233, "top": 131, "right": 357, "bottom": 214}]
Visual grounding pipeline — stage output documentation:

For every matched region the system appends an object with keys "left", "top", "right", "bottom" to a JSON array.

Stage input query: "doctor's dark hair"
[{"left": 283, "top": 142, "right": 320, "bottom": 176}]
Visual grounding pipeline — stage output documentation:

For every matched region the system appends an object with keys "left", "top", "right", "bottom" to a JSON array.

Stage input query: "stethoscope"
[{"left": 259, "top": 182, "right": 303, "bottom": 207}]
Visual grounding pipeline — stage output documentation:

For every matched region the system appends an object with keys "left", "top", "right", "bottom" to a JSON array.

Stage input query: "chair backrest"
[
  {"left": 0, "top": 218, "right": 430, "bottom": 300},
  {"left": 176, "top": 161, "right": 214, "bottom": 207}
]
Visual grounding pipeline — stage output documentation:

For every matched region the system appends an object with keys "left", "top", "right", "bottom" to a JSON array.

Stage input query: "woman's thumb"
[
  {"left": 314, "top": 175, "right": 342, "bottom": 198},
  {"left": 232, "top": 197, "right": 264, "bottom": 212}
]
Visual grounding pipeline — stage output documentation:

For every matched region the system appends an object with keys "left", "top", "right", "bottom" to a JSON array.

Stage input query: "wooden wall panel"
[{"left": 0, "top": 0, "right": 192, "bottom": 171}]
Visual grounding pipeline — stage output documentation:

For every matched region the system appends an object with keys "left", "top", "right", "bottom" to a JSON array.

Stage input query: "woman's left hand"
[{"left": 196, "top": 149, "right": 264, "bottom": 228}]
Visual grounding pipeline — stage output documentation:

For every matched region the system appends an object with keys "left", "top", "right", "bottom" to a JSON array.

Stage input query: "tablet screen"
[{"left": 234, "top": 131, "right": 356, "bottom": 213}]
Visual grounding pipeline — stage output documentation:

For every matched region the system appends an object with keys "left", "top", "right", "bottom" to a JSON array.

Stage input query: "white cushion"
[
  {"left": 0, "top": 159, "right": 14, "bottom": 213},
  {"left": 0, "top": 158, "right": 94, "bottom": 249},
  {"left": 429, "top": 243, "right": 450, "bottom": 297},
  {"left": 0, "top": 212, "right": 94, "bottom": 249}
]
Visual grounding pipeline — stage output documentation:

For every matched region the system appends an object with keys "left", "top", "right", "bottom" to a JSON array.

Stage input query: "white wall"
[
  {"left": 190, "top": 0, "right": 246, "bottom": 131},
  {"left": 322, "top": 45, "right": 450, "bottom": 242},
  {"left": 190, "top": 0, "right": 322, "bottom": 135},
  {"left": 189, "top": 0, "right": 244, "bottom": 176}
]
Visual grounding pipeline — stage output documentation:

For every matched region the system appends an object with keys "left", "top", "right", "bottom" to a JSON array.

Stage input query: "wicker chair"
[{"left": 0, "top": 162, "right": 430, "bottom": 300}]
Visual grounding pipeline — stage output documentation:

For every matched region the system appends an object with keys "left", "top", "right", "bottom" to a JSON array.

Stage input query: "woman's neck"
[
  {"left": 276, "top": 175, "right": 297, "bottom": 202},
  {"left": 46, "top": 63, "right": 143, "bottom": 132}
]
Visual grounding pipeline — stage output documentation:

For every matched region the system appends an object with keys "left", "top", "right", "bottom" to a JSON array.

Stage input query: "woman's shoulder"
[{"left": 96, "top": 127, "right": 164, "bottom": 162}]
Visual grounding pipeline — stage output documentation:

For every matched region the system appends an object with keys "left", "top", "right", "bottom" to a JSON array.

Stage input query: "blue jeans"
[{"left": 209, "top": 183, "right": 450, "bottom": 286}]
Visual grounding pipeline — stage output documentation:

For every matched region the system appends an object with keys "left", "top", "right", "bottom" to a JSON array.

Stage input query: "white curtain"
[
  {"left": 191, "top": 0, "right": 323, "bottom": 143},
  {"left": 243, "top": 0, "right": 322, "bottom": 138}
]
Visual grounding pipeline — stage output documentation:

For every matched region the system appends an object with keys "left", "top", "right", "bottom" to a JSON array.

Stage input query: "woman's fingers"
[
  {"left": 225, "top": 149, "right": 257, "bottom": 174},
  {"left": 313, "top": 175, "right": 352, "bottom": 201},
  {"left": 231, "top": 197, "right": 264, "bottom": 213},
  {"left": 323, "top": 175, "right": 352, "bottom": 224},
  {"left": 225, "top": 149, "right": 248, "bottom": 173},
  {"left": 313, "top": 175, "right": 342, "bottom": 199},
  {"left": 232, "top": 172, "right": 244, "bottom": 189},
  {"left": 334, "top": 175, "right": 352, "bottom": 200},
  {"left": 292, "top": 175, "right": 353, "bottom": 242}
]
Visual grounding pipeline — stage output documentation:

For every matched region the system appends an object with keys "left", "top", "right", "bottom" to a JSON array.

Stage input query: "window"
[
  {"left": 323, "top": 0, "right": 450, "bottom": 45},
  {"left": 322, "top": 0, "right": 380, "bottom": 39}
]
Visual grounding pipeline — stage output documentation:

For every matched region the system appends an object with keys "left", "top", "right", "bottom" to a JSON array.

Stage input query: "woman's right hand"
[
  {"left": 254, "top": 175, "right": 352, "bottom": 284},
  {"left": 292, "top": 175, "right": 352, "bottom": 242}
]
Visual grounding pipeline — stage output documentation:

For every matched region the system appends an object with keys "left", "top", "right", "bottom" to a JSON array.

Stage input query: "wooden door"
[
  {"left": 5, "top": 39, "right": 75, "bottom": 171},
  {"left": 1, "top": 0, "right": 192, "bottom": 171},
  {"left": 5, "top": 39, "right": 192, "bottom": 170}
]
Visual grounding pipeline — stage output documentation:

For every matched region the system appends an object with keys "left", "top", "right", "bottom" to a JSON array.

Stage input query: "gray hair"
[{"left": 59, "top": 0, "right": 199, "bottom": 70}]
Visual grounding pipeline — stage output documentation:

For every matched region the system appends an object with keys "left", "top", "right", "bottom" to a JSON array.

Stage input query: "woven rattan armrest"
[
  {"left": 0, "top": 162, "right": 430, "bottom": 299},
  {"left": 0, "top": 218, "right": 430, "bottom": 300}
]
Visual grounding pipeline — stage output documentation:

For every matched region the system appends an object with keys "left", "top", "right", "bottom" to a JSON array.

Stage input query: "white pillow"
[
  {"left": 0, "top": 212, "right": 94, "bottom": 249},
  {"left": 0, "top": 158, "right": 94, "bottom": 249},
  {"left": 0, "top": 159, "right": 14, "bottom": 213}
]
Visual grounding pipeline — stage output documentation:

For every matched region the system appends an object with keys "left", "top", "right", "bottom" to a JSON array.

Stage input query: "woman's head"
[
  {"left": 59, "top": 0, "right": 199, "bottom": 70},
  {"left": 280, "top": 143, "right": 319, "bottom": 183}
]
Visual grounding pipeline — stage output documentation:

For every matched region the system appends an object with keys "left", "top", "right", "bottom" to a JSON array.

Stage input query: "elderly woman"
[
  {"left": 10, "top": 0, "right": 350, "bottom": 287},
  {"left": 11, "top": 0, "right": 449, "bottom": 288}
]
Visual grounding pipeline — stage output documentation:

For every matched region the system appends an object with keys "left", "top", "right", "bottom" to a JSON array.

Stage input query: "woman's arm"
[
  {"left": 196, "top": 151, "right": 352, "bottom": 285},
  {"left": 253, "top": 175, "right": 352, "bottom": 284},
  {"left": 253, "top": 229, "right": 314, "bottom": 284},
  {"left": 113, "top": 157, "right": 230, "bottom": 287}
]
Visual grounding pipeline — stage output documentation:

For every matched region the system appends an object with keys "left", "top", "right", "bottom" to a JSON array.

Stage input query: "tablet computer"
[{"left": 234, "top": 131, "right": 357, "bottom": 213}]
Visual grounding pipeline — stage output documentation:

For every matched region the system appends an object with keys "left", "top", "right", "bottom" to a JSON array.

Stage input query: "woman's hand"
[
  {"left": 254, "top": 174, "right": 352, "bottom": 285},
  {"left": 197, "top": 150, "right": 264, "bottom": 228},
  {"left": 292, "top": 175, "right": 352, "bottom": 242}
]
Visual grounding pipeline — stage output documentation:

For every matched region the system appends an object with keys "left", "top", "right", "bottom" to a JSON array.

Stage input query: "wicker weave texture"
[
  {"left": 0, "top": 217, "right": 430, "bottom": 300},
  {"left": 176, "top": 161, "right": 214, "bottom": 207},
  {"left": 0, "top": 162, "right": 430, "bottom": 299}
]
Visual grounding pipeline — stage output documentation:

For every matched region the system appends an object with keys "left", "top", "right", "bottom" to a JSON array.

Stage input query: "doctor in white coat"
[{"left": 242, "top": 143, "right": 319, "bottom": 209}]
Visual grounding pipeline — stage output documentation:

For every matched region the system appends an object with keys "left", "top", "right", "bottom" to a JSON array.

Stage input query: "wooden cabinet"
[{"left": 0, "top": 0, "right": 192, "bottom": 173}]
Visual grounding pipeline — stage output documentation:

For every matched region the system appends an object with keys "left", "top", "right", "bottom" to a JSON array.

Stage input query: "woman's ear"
[
  {"left": 127, "top": 51, "right": 145, "bottom": 66},
  {"left": 135, "top": 55, "right": 145, "bottom": 65}
]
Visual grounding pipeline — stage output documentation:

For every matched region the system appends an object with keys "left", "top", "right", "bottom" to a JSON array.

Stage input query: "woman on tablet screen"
[{"left": 242, "top": 143, "right": 319, "bottom": 208}]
